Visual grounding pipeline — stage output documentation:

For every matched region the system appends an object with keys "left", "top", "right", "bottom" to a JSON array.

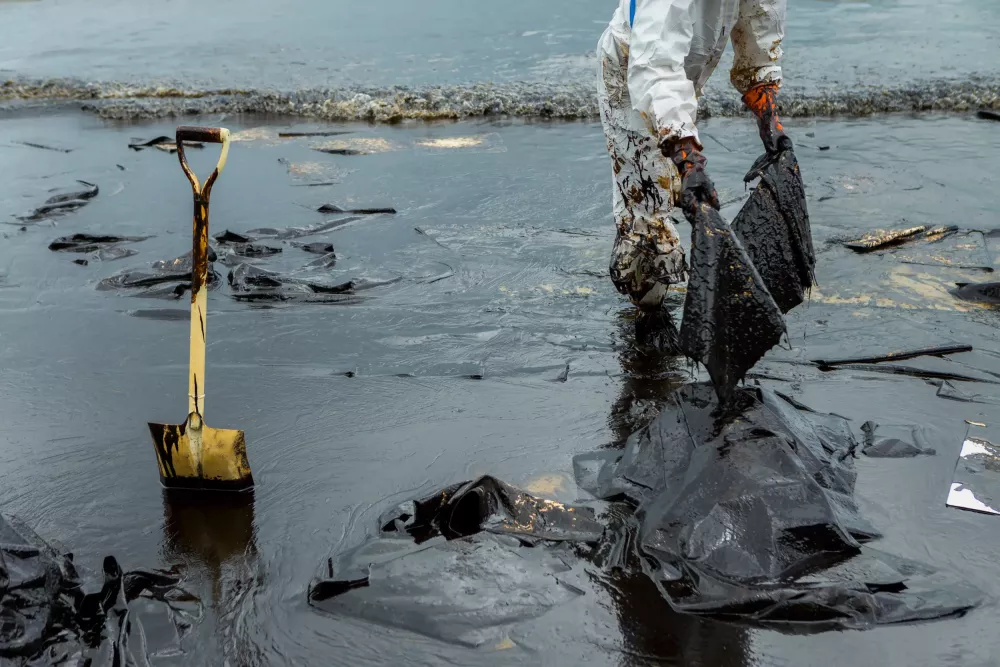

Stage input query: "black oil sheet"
[
  {"left": 0, "top": 514, "right": 198, "bottom": 666},
  {"left": 308, "top": 476, "right": 603, "bottom": 647},
  {"left": 573, "top": 382, "right": 979, "bottom": 630},
  {"left": 678, "top": 148, "right": 818, "bottom": 405}
]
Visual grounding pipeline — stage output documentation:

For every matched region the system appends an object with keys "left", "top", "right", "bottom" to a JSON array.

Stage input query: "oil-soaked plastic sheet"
[
  {"left": 861, "top": 420, "right": 937, "bottom": 458},
  {"left": 308, "top": 476, "right": 604, "bottom": 647},
  {"left": 678, "top": 203, "right": 786, "bottom": 405},
  {"left": 0, "top": 514, "right": 201, "bottom": 666},
  {"left": 310, "top": 398, "right": 978, "bottom": 638},
  {"left": 96, "top": 249, "right": 222, "bottom": 299},
  {"left": 574, "top": 382, "right": 980, "bottom": 630},
  {"left": 678, "top": 148, "right": 816, "bottom": 405},
  {"left": 227, "top": 262, "right": 404, "bottom": 304},
  {"left": 947, "top": 423, "right": 1000, "bottom": 515},
  {"left": 732, "top": 149, "right": 816, "bottom": 314}
]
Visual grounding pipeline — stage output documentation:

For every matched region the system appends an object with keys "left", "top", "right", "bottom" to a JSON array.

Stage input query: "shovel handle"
[
  {"left": 176, "top": 125, "right": 230, "bottom": 419},
  {"left": 177, "top": 126, "right": 229, "bottom": 145},
  {"left": 176, "top": 126, "right": 231, "bottom": 201}
]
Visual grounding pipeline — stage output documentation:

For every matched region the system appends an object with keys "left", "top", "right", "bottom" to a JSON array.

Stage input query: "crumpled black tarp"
[
  {"left": 227, "top": 263, "right": 401, "bottom": 304},
  {"left": 227, "top": 263, "right": 355, "bottom": 302},
  {"left": 17, "top": 181, "right": 99, "bottom": 223},
  {"left": 732, "top": 149, "right": 816, "bottom": 314},
  {"left": 96, "top": 248, "right": 222, "bottom": 299},
  {"left": 0, "top": 514, "right": 200, "bottom": 666},
  {"left": 679, "top": 203, "right": 786, "bottom": 405},
  {"left": 309, "top": 390, "right": 978, "bottom": 637},
  {"left": 48, "top": 234, "right": 149, "bottom": 255},
  {"left": 950, "top": 281, "right": 1000, "bottom": 306},
  {"left": 49, "top": 234, "right": 142, "bottom": 264},
  {"left": 244, "top": 216, "right": 361, "bottom": 240},
  {"left": 678, "top": 149, "right": 816, "bottom": 404},
  {"left": 573, "top": 382, "right": 978, "bottom": 630},
  {"left": 308, "top": 476, "right": 604, "bottom": 647},
  {"left": 861, "top": 420, "right": 936, "bottom": 458}
]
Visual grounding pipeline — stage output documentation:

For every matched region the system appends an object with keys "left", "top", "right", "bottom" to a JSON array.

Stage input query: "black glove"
[{"left": 661, "top": 138, "right": 721, "bottom": 220}]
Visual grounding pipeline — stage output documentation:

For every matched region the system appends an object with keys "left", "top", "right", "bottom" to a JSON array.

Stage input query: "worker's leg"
[{"left": 597, "top": 28, "right": 686, "bottom": 312}]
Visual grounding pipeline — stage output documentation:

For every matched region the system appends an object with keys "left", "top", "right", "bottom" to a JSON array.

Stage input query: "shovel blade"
[{"left": 148, "top": 416, "right": 253, "bottom": 491}]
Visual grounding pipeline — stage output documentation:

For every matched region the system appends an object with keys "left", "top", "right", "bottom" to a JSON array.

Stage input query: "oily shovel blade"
[{"left": 149, "top": 413, "right": 253, "bottom": 491}]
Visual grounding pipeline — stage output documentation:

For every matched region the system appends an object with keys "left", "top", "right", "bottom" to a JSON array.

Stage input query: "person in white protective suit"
[{"left": 597, "top": 0, "right": 792, "bottom": 312}]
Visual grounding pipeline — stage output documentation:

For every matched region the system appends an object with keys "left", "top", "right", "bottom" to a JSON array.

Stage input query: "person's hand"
[
  {"left": 743, "top": 83, "right": 793, "bottom": 157},
  {"left": 661, "top": 137, "right": 720, "bottom": 219}
]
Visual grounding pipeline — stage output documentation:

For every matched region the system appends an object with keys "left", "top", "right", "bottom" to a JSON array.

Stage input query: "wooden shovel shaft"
[
  {"left": 176, "top": 126, "right": 231, "bottom": 419},
  {"left": 189, "top": 227, "right": 208, "bottom": 418}
]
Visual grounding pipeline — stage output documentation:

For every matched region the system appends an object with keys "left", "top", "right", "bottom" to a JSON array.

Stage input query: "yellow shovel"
[{"left": 148, "top": 126, "right": 253, "bottom": 491}]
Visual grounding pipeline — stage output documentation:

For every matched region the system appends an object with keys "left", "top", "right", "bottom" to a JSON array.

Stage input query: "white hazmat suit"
[{"left": 597, "top": 0, "right": 786, "bottom": 310}]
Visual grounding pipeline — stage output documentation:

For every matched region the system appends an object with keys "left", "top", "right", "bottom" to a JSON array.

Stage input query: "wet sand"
[{"left": 1, "top": 111, "right": 1000, "bottom": 665}]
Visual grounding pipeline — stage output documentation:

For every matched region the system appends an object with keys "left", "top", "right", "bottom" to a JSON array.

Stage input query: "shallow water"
[
  {"left": 1, "top": 0, "right": 997, "bottom": 90},
  {"left": 1, "top": 0, "right": 998, "bottom": 122},
  {"left": 1, "top": 110, "right": 1000, "bottom": 664}
]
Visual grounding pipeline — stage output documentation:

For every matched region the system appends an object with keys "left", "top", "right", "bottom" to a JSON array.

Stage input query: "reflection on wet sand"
[
  {"left": 162, "top": 489, "right": 257, "bottom": 600},
  {"left": 607, "top": 304, "right": 687, "bottom": 445},
  {"left": 161, "top": 489, "right": 261, "bottom": 664},
  {"left": 605, "top": 566, "right": 750, "bottom": 667},
  {"left": 602, "top": 308, "right": 750, "bottom": 667}
]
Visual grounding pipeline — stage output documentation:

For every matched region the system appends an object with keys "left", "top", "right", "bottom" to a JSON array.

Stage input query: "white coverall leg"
[{"left": 597, "top": 0, "right": 786, "bottom": 311}]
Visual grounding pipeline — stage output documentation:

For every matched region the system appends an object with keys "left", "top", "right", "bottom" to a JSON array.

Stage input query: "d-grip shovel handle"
[
  {"left": 176, "top": 125, "right": 231, "bottom": 421},
  {"left": 177, "top": 126, "right": 229, "bottom": 145},
  {"left": 176, "top": 125, "right": 231, "bottom": 200}
]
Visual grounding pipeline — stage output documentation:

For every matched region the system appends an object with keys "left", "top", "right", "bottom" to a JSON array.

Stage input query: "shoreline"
[{"left": 3, "top": 75, "right": 999, "bottom": 124}]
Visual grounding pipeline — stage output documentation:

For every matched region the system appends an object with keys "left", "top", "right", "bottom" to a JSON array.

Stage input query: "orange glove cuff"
[{"left": 742, "top": 83, "right": 781, "bottom": 120}]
